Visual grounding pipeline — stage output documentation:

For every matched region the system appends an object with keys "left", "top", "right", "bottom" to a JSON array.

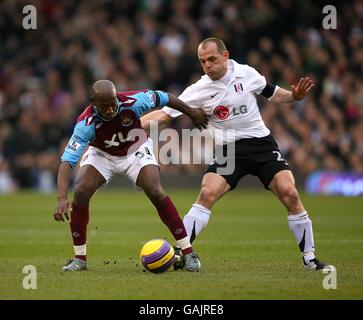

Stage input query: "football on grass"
[{"left": 140, "top": 239, "right": 175, "bottom": 273}]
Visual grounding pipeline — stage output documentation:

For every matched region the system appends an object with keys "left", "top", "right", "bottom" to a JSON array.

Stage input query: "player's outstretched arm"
[
  {"left": 141, "top": 110, "right": 173, "bottom": 131},
  {"left": 167, "top": 93, "right": 209, "bottom": 130},
  {"left": 270, "top": 77, "right": 314, "bottom": 103},
  {"left": 54, "top": 161, "right": 73, "bottom": 222}
]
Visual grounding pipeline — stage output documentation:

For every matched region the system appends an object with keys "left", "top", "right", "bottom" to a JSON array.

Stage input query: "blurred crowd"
[{"left": 0, "top": 0, "right": 362, "bottom": 193}]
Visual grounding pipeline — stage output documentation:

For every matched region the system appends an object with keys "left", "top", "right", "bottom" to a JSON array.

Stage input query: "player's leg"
[
  {"left": 63, "top": 146, "right": 112, "bottom": 271},
  {"left": 251, "top": 135, "right": 329, "bottom": 270},
  {"left": 136, "top": 164, "right": 200, "bottom": 271},
  {"left": 136, "top": 166, "right": 191, "bottom": 250},
  {"left": 183, "top": 172, "right": 231, "bottom": 242},
  {"left": 126, "top": 139, "right": 200, "bottom": 270},
  {"left": 268, "top": 170, "right": 304, "bottom": 213},
  {"left": 183, "top": 139, "right": 249, "bottom": 243},
  {"left": 127, "top": 139, "right": 192, "bottom": 250},
  {"left": 268, "top": 170, "right": 328, "bottom": 270},
  {"left": 62, "top": 164, "right": 106, "bottom": 271},
  {"left": 197, "top": 173, "right": 231, "bottom": 209}
]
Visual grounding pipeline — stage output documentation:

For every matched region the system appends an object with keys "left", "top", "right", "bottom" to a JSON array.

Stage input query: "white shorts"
[{"left": 80, "top": 138, "right": 158, "bottom": 188}]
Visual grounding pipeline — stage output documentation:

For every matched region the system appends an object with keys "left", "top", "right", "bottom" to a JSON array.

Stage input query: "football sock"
[
  {"left": 70, "top": 202, "right": 89, "bottom": 261},
  {"left": 287, "top": 211, "right": 315, "bottom": 261},
  {"left": 175, "top": 236, "right": 193, "bottom": 255},
  {"left": 74, "top": 244, "right": 87, "bottom": 260},
  {"left": 156, "top": 196, "right": 192, "bottom": 254},
  {"left": 183, "top": 204, "right": 211, "bottom": 243}
]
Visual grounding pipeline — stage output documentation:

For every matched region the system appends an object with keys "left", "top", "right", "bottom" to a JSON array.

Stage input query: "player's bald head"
[
  {"left": 90, "top": 80, "right": 118, "bottom": 121},
  {"left": 90, "top": 80, "right": 116, "bottom": 100}
]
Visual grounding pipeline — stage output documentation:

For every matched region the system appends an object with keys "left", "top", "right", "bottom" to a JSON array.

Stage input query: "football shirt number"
[
  {"left": 104, "top": 132, "right": 130, "bottom": 148},
  {"left": 273, "top": 151, "right": 284, "bottom": 161}
]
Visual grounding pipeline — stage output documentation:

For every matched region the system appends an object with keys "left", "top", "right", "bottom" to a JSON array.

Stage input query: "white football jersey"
[{"left": 163, "top": 59, "right": 277, "bottom": 144}]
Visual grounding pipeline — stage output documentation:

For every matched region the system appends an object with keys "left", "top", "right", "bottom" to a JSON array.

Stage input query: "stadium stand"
[{"left": 0, "top": 0, "right": 362, "bottom": 192}]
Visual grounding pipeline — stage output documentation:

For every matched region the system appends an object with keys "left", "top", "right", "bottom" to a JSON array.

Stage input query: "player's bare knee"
[
  {"left": 280, "top": 185, "right": 299, "bottom": 203},
  {"left": 199, "top": 186, "right": 218, "bottom": 207},
  {"left": 146, "top": 186, "right": 165, "bottom": 205},
  {"left": 73, "top": 184, "right": 93, "bottom": 204}
]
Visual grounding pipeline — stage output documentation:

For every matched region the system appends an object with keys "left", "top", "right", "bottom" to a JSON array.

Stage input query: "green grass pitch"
[{"left": 0, "top": 189, "right": 362, "bottom": 300}]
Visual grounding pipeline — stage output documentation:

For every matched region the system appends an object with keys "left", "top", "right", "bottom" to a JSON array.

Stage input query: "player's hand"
[
  {"left": 54, "top": 198, "right": 70, "bottom": 222},
  {"left": 291, "top": 77, "right": 314, "bottom": 100},
  {"left": 189, "top": 108, "right": 209, "bottom": 130}
]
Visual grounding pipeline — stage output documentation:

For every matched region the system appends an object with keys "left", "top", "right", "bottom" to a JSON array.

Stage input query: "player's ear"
[{"left": 223, "top": 50, "right": 230, "bottom": 60}]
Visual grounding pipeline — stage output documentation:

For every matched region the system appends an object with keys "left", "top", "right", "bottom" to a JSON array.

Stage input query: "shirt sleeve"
[
  {"left": 246, "top": 66, "right": 267, "bottom": 95},
  {"left": 162, "top": 84, "right": 200, "bottom": 118},
  {"left": 61, "top": 119, "right": 95, "bottom": 168},
  {"left": 131, "top": 90, "right": 169, "bottom": 118},
  {"left": 262, "top": 84, "right": 279, "bottom": 100}
]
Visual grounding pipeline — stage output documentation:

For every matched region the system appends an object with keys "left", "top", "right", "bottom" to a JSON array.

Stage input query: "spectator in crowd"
[{"left": 0, "top": 0, "right": 362, "bottom": 192}]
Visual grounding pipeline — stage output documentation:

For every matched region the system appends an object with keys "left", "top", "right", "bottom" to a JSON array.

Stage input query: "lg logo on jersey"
[
  {"left": 213, "top": 105, "right": 248, "bottom": 120},
  {"left": 214, "top": 106, "right": 229, "bottom": 120},
  {"left": 232, "top": 105, "right": 247, "bottom": 116}
]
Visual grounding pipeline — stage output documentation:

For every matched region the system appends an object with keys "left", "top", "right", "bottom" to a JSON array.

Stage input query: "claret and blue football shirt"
[{"left": 61, "top": 90, "right": 169, "bottom": 167}]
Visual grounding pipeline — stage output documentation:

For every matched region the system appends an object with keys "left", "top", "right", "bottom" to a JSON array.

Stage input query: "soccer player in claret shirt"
[
  {"left": 53, "top": 80, "right": 209, "bottom": 272},
  {"left": 142, "top": 37, "right": 331, "bottom": 271}
]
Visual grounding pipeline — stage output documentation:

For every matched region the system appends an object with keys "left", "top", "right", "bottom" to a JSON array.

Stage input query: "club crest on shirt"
[
  {"left": 234, "top": 83, "right": 243, "bottom": 94},
  {"left": 120, "top": 113, "right": 134, "bottom": 127}
]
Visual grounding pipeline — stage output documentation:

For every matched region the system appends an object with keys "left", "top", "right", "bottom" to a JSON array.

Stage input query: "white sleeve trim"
[
  {"left": 162, "top": 106, "right": 183, "bottom": 118},
  {"left": 267, "top": 85, "right": 280, "bottom": 101}
]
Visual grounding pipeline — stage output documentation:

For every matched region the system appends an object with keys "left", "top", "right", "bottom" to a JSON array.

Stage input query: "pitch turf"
[{"left": 0, "top": 189, "right": 362, "bottom": 300}]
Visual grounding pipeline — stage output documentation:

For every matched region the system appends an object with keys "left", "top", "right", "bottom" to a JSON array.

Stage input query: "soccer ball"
[{"left": 140, "top": 239, "right": 175, "bottom": 273}]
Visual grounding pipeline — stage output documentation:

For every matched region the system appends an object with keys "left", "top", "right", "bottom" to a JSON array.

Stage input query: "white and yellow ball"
[{"left": 140, "top": 239, "right": 175, "bottom": 273}]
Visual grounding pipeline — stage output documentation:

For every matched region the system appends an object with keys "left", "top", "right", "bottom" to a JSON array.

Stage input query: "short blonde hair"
[{"left": 199, "top": 37, "right": 227, "bottom": 53}]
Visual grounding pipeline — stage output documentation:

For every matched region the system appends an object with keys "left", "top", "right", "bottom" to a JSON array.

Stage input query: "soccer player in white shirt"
[{"left": 141, "top": 37, "right": 330, "bottom": 270}]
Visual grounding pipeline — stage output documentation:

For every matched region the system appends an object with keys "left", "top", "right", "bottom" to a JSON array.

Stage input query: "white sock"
[
  {"left": 74, "top": 244, "right": 87, "bottom": 256},
  {"left": 287, "top": 211, "right": 315, "bottom": 261},
  {"left": 183, "top": 204, "right": 211, "bottom": 242},
  {"left": 175, "top": 236, "right": 192, "bottom": 251}
]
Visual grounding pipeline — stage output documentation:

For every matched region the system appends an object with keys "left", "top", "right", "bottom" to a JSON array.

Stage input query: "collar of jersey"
[{"left": 229, "top": 59, "right": 245, "bottom": 77}]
